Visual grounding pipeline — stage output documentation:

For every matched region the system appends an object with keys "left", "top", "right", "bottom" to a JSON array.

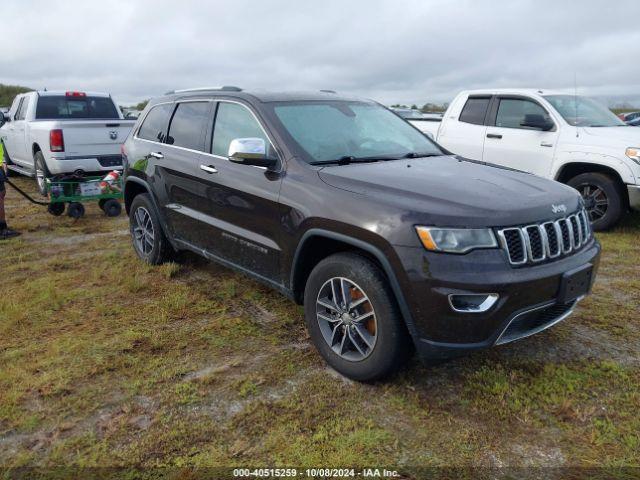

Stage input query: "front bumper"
[
  {"left": 47, "top": 154, "right": 123, "bottom": 175},
  {"left": 628, "top": 185, "right": 640, "bottom": 211},
  {"left": 394, "top": 239, "right": 601, "bottom": 360}
]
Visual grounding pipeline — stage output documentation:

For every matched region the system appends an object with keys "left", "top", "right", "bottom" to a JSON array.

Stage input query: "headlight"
[
  {"left": 415, "top": 227, "right": 498, "bottom": 253},
  {"left": 625, "top": 147, "right": 640, "bottom": 165}
]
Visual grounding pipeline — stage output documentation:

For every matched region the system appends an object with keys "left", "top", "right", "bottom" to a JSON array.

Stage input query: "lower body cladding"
[
  {"left": 628, "top": 184, "right": 640, "bottom": 211},
  {"left": 394, "top": 240, "right": 601, "bottom": 360}
]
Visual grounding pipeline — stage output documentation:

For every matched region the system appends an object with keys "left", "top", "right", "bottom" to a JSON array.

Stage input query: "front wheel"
[
  {"left": 568, "top": 172, "right": 624, "bottom": 231},
  {"left": 129, "top": 193, "right": 174, "bottom": 264},
  {"left": 34, "top": 151, "right": 49, "bottom": 196},
  {"left": 304, "top": 252, "right": 411, "bottom": 382}
]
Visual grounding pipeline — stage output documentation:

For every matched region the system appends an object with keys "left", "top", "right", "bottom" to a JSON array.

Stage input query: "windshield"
[
  {"left": 544, "top": 95, "right": 625, "bottom": 127},
  {"left": 271, "top": 102, "right": 443, "bottom": 163},
  {"left": 36, "top": 96, "right": 120, "bottom": 120}
]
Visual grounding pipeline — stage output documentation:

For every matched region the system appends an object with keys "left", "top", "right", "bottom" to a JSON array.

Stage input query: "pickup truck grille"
[{"left": 497, "top": 209, "right": 591, "bottom": 266}]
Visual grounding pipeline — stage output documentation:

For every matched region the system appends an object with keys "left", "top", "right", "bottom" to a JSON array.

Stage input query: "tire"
[
  {"left": 34, "top": 151, "right": 50, "bottom": 196},
  {"left": 568, "top": 172, "right": 624, "bottom": 231},
  {"left": 304, "top": 252, "right": 411, "bottom": 382},
  {"left": 67, "top": 202, "right": 85, "bottom": 219},
  {"left": 129, "top": 193, "right": 174, "bottom": 265},
  {"left": 102, "top": 199, "right": 122, "bottom": 217},
  {"left": 47, "top": 202, "right": 65, "bottom": 216}
]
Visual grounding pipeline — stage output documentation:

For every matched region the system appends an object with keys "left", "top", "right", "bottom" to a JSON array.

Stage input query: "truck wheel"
[
  {"left": 304, "top": 252, "right": 411, "bottom": 382},
  {"left": 568, "top": 172, "right": 624, "bottom": 231},
  {"left": 34, "top": 151, "right": 50, "bottom": 196},
  {"left": 129, "top": 193, "right": 173, "bottom": 264},
  {"left": 47, "top": 202, "right": 65, "bottom": 216},
  {"left": 67, "top": 202, "right": 85, "bottom": 219},
  {"left": 102, "top": 199, "right": 122, "bottom": 217}
]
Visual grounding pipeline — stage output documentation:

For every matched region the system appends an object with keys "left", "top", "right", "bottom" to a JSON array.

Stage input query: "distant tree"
[
  {"left": 411, "top": 104, "right": 418, "bottom": 110},
  {"left": 135, "top": 100, "right": 149, "bottom": 111},
  {"left": 420, "top": 102, "right": 448, "bottom": 113},
  {"left": 390, "top": 104, "right": 409, "bottom": 109},
  {"left": 0, "top": 84, "right": 33, "bottom": 107}
]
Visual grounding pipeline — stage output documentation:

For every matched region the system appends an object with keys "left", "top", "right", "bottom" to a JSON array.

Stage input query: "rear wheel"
[
  {"left": 34, "top": 151, "right": 49, "bottom": 196},
  {"left": 101, "top": 199, "right": 122, "bottom": 217},
  {"left": 129, "top": 193, "right": 173, "bottom": 264},
  {"left": 568, "top": 172, "right": 624, "bottom": 231},
  {"left": 47, "top": 202, "right": 65, "bottom": 216},
  {"left": 304, "top": 252, "right": 411, "bottom": 382},
  {"left": 67, "top": 202, "right": 85, "bottom": 219}
]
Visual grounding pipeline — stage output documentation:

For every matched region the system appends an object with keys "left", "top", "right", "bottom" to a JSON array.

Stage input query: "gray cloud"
[{"left": 1, "top": 0, "right": 639, "bottom": 106}]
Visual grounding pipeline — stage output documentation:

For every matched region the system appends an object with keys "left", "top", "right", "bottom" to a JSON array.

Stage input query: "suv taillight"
[{"left": 50, "top": 129, "right": 64, "bottom": 152}]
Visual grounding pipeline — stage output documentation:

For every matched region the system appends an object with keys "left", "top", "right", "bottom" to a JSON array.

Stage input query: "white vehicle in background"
[
  {"left": 411, "top": 89, "right": 640, "bottom": 230},
  {"left": 0, "top": 91, "right": 135, "bottom": 195}
]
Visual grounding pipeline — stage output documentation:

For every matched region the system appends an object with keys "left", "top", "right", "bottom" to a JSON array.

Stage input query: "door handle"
[
  {"left": 540, "top": 141, "right": 554, "bottom": 147},
  {"left": 486, "top": 133, "right": 503, "bottom": 139},
  {"left": 149, "top": 151, "right": 164, "bottom": 159},
  {"left": 200, "top": 164, "right": 218, "bottom": 174}
]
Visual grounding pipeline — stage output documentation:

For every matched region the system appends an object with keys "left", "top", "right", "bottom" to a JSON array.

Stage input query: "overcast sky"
[{"left": 2, "top": 0, "right": 639, "bottom": 107}]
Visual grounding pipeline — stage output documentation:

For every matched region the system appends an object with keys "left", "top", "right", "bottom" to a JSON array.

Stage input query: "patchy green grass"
[{"left": 0, "top": 177, "right": 639, "bottom": 473}]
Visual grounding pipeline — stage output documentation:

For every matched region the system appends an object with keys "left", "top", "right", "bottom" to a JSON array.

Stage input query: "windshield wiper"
[
  {"left": 401, "top": 152, "right": 443, "bottom": 159},
  {"left": 310, "top": 155, "right": 390, "bottom": 166}
]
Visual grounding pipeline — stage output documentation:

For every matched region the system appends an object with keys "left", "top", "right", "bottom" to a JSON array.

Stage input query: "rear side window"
[
  {"left": 35, "top": 96, "right": 119, "bottom": 119},
  {"left": 459, "top": 97, "right": 491, "bottom": 125},
  {"left": 137, "top": 103, "right": 174, "bottom": 142},
  {"left": 14, "top": 98, "right": 25, "bottom": 120},
  {"left": 495, "top": 98, "right": 550, "bottom": 129},
  {"left": 166, "top": 102, "right": 211, "bottom": 151},
  {"left": 212, "top": 102, "right": 270, "bottom": 157}
]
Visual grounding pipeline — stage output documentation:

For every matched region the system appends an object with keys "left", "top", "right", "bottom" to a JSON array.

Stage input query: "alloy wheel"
[
  {"left": 132, "top": 206, "right": 155, "bottom": 256},
  {"left": 35, "top": 164, "right": 46, "bottom": 193},
  {"left": 579, "top": 183, "right": 608, "bottom": 222},
  {"left": 316, "top": 277, "right": 377, "bottom": 361}
]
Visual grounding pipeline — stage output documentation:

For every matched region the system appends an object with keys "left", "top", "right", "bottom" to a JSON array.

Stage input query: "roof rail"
[
  {"left": 319, "top": 89, "right": 336, "bottom": 93},
  {"left": 165, "top": 86, "right": 243, "bottom": 95}
]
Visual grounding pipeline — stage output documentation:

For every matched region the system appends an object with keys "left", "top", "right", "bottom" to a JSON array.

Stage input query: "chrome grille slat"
[{"left": 498, "top": 209, "right": 592, "bottom": 266}]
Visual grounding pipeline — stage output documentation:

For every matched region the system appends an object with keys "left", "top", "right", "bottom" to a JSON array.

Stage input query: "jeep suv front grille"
[{"left": 497, "top": 209, "right": 591, "bottom": 266}]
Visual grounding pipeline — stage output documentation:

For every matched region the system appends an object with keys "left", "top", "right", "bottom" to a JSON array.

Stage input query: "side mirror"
[
  {"left": 521, "top": 113, "right": 554, "bottom": 131},
  {"left": 2, "top": 113, "right": 10, "bottom": 123},
  {"left": 228, "top": 138, "right": 277, "bottom": 169}
]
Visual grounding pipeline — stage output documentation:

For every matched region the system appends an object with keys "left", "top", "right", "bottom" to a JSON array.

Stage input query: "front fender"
[{"left": 553, "top": 151, "right": 637, "bottom": 184}]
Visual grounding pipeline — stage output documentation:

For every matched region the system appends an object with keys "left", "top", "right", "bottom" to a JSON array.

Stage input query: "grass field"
[{"left": 0, "top": 176, "right": 638, "bottom": 475}]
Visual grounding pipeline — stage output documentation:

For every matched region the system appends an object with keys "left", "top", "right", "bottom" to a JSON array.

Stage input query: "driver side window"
[
  {"left": 495, "top": 99, "right": 551, "bottom": 130},
  {"left": 212, "top": 102, "right": 272, "bottom": 158}
]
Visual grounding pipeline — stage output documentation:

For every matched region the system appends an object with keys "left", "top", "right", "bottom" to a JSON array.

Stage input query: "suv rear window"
[
  {"left": 166, "top": 102, "right": 211, "bottom": 151},
  {"left": 459, "top": 97, "right": 491, "bottom": 125},
  {"left": 137, "top": 103, "right": 175, "bottom": 142},
  {"left": 35, "top": 96, "right": 119, "bottom": 119}
]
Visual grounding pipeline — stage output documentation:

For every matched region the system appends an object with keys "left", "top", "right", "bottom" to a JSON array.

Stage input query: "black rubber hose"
[{"left": 4, "top": 178, "right": 50, "bottom": 206}]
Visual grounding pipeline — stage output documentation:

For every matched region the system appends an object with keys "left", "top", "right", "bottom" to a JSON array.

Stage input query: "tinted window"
[
  {"left": 272, "top": 102, "right": 442, "bottom": 163},
  {"left": 495, "top": 98, "right": 550, "bottom": 129},
  {"left": 166, "top": 102, "right": 211, "bottom": 151},
  {"left": 212, "top": 102, "right": 270, "bottom": 157},
  {"left": 35, "top": 96, "right": 119, "bottom": 119},
  {"left": 138, "top": 104, "right": 174, "bottom": 142},
  {"left": 459, "top": 97, "right": 490, "bottom": 125}
]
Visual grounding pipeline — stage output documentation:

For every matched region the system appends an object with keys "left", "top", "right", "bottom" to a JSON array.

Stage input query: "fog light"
[{"left": 448, "top": 294, "right": 499, "bottom": 313}]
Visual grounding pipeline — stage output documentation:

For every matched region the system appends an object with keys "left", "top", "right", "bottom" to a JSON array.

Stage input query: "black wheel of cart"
[
  {"left": 67, "top": 202, "right": 85, "bottom": 219},
  {"left": 47, "top": 202, "right": 65, "bottom": 216},
  {"left": 98, "top": 199, "right": 108, "bottom": 211},
  {"left": 102, "top": 199, "right": 122, "bottom": 217}
]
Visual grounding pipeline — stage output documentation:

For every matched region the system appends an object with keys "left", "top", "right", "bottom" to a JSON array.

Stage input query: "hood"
[
  {"left": 318, "top": 156, "right": 582, "bottom": 228},
  {"left": 581, "top": 126, "right": 640, "bottom": 146}
]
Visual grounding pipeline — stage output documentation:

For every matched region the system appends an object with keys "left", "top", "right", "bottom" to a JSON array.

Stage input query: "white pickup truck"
[
  {"left": 0, "top": 91, "right": 135, "bottom": 195},
  {"left": 412, "top": 89, "right": 640, "bottom": 230}
]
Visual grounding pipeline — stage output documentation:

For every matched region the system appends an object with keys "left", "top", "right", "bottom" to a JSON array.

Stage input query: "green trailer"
[{"left": 45, "top": 175, "right": 123, "bottom": 218}]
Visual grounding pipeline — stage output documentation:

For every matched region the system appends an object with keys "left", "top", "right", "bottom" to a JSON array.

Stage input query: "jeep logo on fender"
[
  {"left": 109, "top": 130, "right": 118, "bottom": 140},
  {"left": 552, "top": 204, "right": 567, "bottom": 214}
]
